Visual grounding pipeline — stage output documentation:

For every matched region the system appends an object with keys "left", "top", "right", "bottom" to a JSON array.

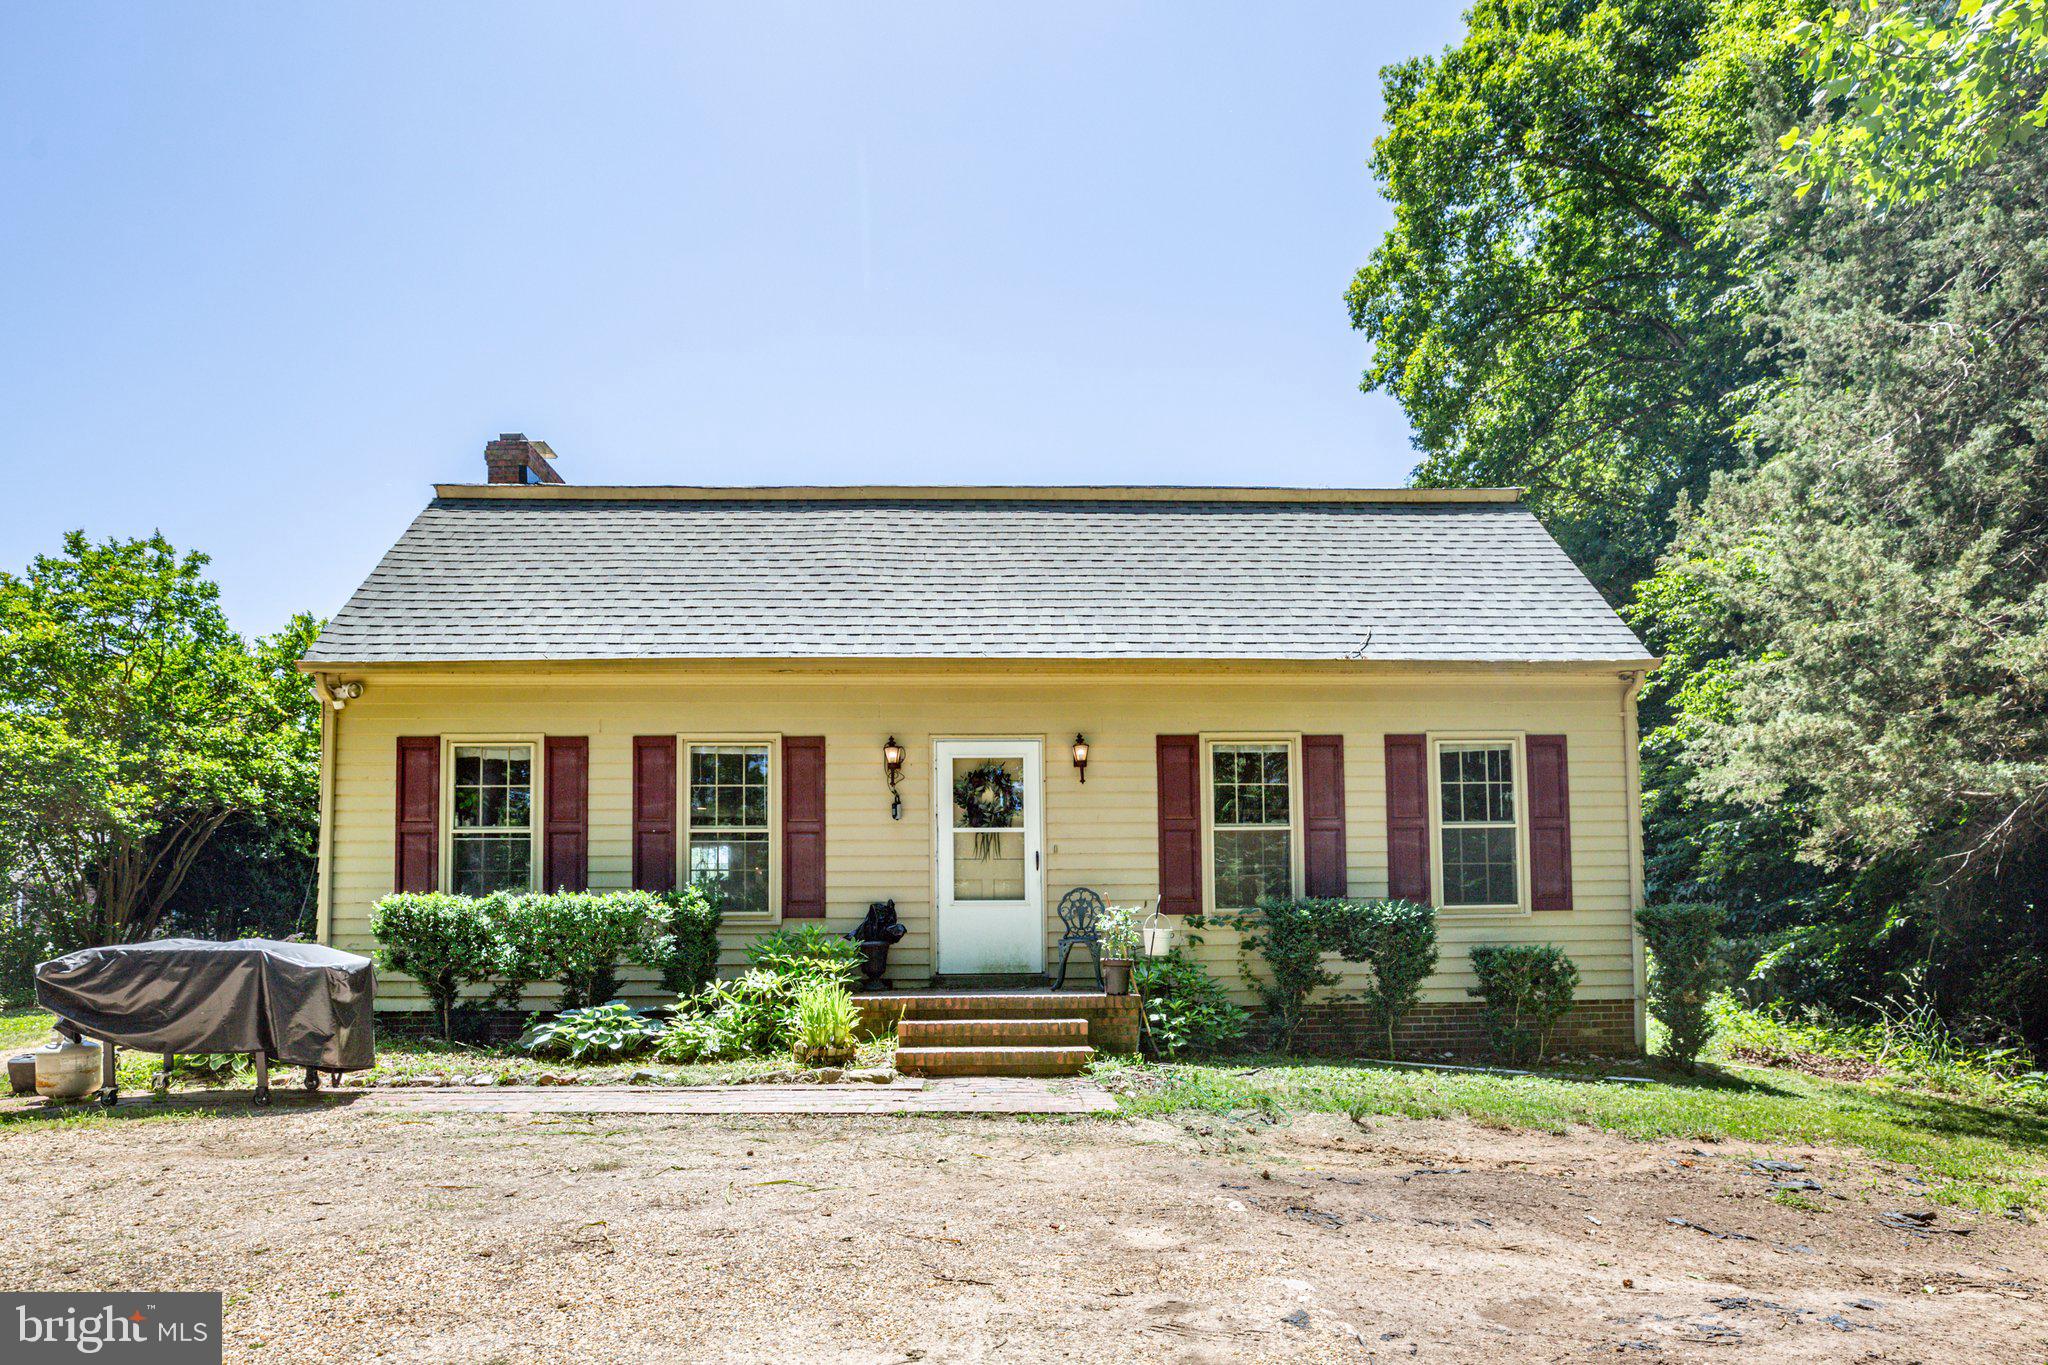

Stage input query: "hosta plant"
[{"left": 515, "top": 1000, "right": 666, "bottom": 1062}]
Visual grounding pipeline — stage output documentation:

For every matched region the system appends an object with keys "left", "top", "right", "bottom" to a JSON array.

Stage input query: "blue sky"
[{"left": 1, "top": 3, "right": 1467, "bottom": 634}]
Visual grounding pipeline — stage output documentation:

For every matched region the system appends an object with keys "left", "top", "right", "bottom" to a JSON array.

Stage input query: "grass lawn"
[
  {"left": 1091, "top": 1053, "right": 2048, "bottom": 1215},
  {"left": 0, "top": 1005, "right": 50, "bottom": 1053}
]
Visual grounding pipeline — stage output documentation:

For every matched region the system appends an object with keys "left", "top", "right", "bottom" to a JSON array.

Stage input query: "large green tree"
[
  {"left": 1655, "top": 140, "right": 2048, "bottom": 1041},
  {"left": 1783, "top": 0, "right": 2048, "bottom": 205},
  {"left": 0, "top": 534, "right": 318, "bottom": 946},
  {"left": 1348, "top": 0, "right": 1811, "bottom": 599}
]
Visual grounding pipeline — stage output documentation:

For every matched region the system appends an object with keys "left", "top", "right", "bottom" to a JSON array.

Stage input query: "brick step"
[
  {"left": 894, "top": 1044, "right": 1095, "bottom": 1078},
  {"left": 855, "top": 991, "right": 1143, "bottom": 1056},
  {"left": 896, "top": 1016, "right": 1089, "bottom": 1047}
]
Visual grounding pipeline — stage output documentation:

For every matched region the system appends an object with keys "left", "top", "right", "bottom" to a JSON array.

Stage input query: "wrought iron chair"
[{"left": 1052, "top": 887, "right": 1106, "bottom": 990}]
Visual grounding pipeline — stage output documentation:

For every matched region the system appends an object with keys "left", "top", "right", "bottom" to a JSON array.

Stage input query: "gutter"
[
  {"left": 311, "top": 674, "right": 339, "bottom": 946},
  {"left": 1620, "top": 668, "right": 1649, "bottom": 1050}
]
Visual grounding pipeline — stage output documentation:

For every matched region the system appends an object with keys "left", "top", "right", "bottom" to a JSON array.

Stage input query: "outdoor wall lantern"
[
  {"left": 1072, "top": 733, "right": 1090, "bottom": 783},
  {"left": 883, "top": 737, "right": 905, "bottom": 820}
]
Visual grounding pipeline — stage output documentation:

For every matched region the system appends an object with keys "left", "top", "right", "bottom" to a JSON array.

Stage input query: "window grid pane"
[
  {"left": 452, "top": 744, "right": 533, "bottom": 832},
  {"left": 453, "top": 833, "right": 531, "bottom": 896},
  {"left": 689, "top": 833, "right": 770, "bottom": 915},
  {"left": 1211, "top": 743, "right": 1293, "bottom": 909},
  {"left": 688, "top": 744, "right": 772, "bottom": 914},
  {"left": 1211, "top": 743, "right": 1290, "bottom": 829},
  {"left": 1215, "top": 829, "right": 1291, "bottom": 910},
  {"left": 1438, "top": 742, "right": 1518, "bottom": 907},
  {"left": 450, "top": 744, "right": 533, "bottom": 894}
]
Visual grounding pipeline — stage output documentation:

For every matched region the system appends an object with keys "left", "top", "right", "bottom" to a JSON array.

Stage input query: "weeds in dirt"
[
  {"left": 1, "top": 1006, "right": 896, "bottom": 1107},
  {"left": 1091, "top": 1053, "right": 2048, "bottom": 1214},
  {"left": 1709, "top": 994, "right": 2048, "bottom": 1112}
]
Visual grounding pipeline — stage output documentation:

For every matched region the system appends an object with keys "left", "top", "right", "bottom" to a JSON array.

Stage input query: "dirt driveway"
[{"left": 3, "top": 1104, "right": 2041, "bottom": 1362}]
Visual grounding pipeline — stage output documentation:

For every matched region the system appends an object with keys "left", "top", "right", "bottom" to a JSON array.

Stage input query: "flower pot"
[
  {"left": 793, "top": 1043, "right": 857, "bottom": 1069},
  {"left": 1102, "top": 959, "right": 1133, "bottom": 996},
  {"left": 857, "top": 939, "right": 892, "bottom": 989}
]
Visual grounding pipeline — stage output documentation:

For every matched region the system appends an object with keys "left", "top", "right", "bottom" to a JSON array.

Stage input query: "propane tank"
[{"left": 35, "top": 1035, "right": 103, "bottom": 1102}]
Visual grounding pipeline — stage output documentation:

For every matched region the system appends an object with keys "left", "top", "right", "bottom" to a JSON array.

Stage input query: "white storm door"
[{"left": 934, "top": 740, "right": 1045, "bottom": 975}]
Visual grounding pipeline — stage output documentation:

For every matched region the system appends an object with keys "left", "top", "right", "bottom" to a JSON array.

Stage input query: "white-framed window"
[
  {"left": 1434, "top": 738, "right": 1522, "bottom": 910},
  {"left": 685, "top": 742, "right": 775, "bottom": 917},
  {"left": 449, "top": 742, "right": 537, "bottom": 895},
  {"left": 1207, "top": 739, "right": 1299, "bottom": 910}
]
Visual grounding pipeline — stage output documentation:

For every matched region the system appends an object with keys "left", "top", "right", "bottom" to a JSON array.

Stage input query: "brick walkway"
[{"left": 350, "top": 1077, "right": 1118, "bottom": 1116}]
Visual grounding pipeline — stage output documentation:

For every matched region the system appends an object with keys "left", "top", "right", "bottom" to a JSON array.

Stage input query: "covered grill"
[{"left": 35, "top": 938, "right": 375, "bottom": 1106}]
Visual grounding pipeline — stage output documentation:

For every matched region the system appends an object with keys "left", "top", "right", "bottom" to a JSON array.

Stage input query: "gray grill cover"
[{"left": 35, "top": 938, "right": 375, "bottom": 1071}]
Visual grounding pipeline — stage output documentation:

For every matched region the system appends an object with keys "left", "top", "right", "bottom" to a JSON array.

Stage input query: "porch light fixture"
[
  {"left": 328, "top": 680, "right": 363, "bottom": 711},
  {"left": 883, "top": 737, "right": 905, "bottom": 820},
  {"left": 1072, "top": 734, "right": 1090, "bottom": 783}
]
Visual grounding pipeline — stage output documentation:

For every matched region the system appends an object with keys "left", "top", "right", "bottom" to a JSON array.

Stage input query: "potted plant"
[
  {"left": 791, "top": 978, "right": 860, "bottom": 1068},
  {"left": 1098, "top": 904, "right": 1142, "bottom": 996}
]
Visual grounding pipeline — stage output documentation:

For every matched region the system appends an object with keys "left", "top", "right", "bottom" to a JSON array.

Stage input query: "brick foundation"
[
  {"left": 377, "top": 1008, "right": 534, "bottom": 1046},
  {"left": 376, "top": 996, "right": 1636, "bottom": 1062},
  {"left": 1290, "top": 998, "right": 1640, "bottom": 1059}
]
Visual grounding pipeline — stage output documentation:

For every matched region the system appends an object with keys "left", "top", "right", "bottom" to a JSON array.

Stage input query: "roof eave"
[{"left": 298, "top": 654, "right": 1659, "bottom": 674}]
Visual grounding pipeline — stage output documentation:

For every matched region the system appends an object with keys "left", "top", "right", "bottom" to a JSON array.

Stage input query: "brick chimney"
[{"left": 483, "top": 433, "right": 565, "bottom": 485}]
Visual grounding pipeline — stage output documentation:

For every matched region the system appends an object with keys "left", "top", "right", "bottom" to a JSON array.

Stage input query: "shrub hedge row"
[{"left": 369, "top": 888, "right": 721, "bottom": 1037}]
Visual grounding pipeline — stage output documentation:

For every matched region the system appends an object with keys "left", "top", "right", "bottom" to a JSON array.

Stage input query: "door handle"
[{"left": 1035, "top": 850, "right": 1041, "bottom": 870}]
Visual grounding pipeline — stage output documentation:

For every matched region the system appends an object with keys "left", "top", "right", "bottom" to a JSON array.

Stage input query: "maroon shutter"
[
  {"left": 543, "top": 736, "right": 589, "bottom": 892},
  {"left": 1384, "top": 733, "right": 1431, "bottom": 904},
  {"left": 1526, "top": 734, "right": 1573, "bottom": 911},
  {"left": 632, "top": 736, "right": 677, "bottom": 893},
  {"left": 782, "top": 736, "right": 827, "bottom": 918},
  {"left": 1156, "top": 734, "right": 1202, "bottom": 915},
  {"left": 394, "top": 736, "right": 439, "bottom": 893},
  {"left": 1302, "top": 734, "right": 1347, "bottom": 898}
]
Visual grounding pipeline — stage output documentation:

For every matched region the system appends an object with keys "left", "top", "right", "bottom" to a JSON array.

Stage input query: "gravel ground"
[{"left": 2, "top": 1104, "right": 2043, "bottom": 1362}]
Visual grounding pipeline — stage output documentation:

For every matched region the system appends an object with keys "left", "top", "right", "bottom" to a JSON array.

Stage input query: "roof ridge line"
[{"left": 428, "top": 484, "right": 1523, "bottom": 505}]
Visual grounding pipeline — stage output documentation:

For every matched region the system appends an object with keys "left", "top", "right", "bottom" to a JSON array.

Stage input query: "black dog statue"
[{"left": 847, "top": 900, "right": 907, "bottom": 989}]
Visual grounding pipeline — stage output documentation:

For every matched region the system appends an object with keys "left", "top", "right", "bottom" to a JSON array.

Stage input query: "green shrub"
[
  {"left": 645, "top": 887, "right": 723, "bottom": 994},
  {"left": 793, "top": 979, "right": 859, "bottom": 1058},
  {"left": 744, "top": 924, "right": 860, "bottom": 985},
  {"left": 370, "top": 893, "right": 499, "bottom": 1038},
  {"left": 516, "top": 1000, "right": 665, "bottom": 1062},
  {"left": 1133, "top": 949, "right": 1249, "bottom": 1058},
  {"left": 517, "top": 891, "right": 668, "bottom": 1009},
  {"left": 378, "top": 890, "right": 692, "bottom": 1021},
  {"left": 1467, "top": 944, "right": 1580, "bottom": 1064},
  {"left": 1222, "top": 897, "right": 1441, "bottom": 1053},
  {"left": 658, "top": 927, "right": 858, "bottom": 1062},
  {"left": 1637, "top": 903, "right": 1721, "bottom": 1072},
  {"left": 0, "top": 911, "right": 54, "bottom": 1009},
  {"left": 1323, "top": 899, "right": 1438, "bottom": 1060},
  {"left": 1217, "top": 900, "right": 1341, "bottom": 1048},
  {"left": 657, "top": 969, "right": 791, "bottom": 1061}
]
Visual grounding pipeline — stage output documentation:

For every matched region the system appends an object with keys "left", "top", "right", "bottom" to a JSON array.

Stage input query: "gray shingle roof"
[{"left": 301, "top": 492, "right": 1652, "bottom": 664}]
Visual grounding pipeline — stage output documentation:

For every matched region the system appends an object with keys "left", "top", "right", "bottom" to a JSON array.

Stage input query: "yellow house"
[{"left": 300, "top": 435, "right": 1656, "bottom": 1052}]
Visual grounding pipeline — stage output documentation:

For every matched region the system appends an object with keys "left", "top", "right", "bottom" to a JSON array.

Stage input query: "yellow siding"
[{"left": 322, "top": 668, "right": 1644, "bottom": 1012}]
